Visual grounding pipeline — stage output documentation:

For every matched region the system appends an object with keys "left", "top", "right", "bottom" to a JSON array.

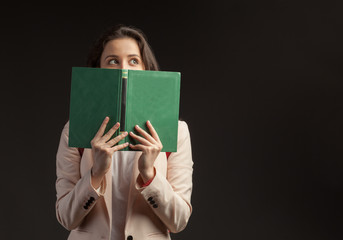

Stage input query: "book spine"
[{"left": 120, "top": 70, "right": 128, "bottom": 132}]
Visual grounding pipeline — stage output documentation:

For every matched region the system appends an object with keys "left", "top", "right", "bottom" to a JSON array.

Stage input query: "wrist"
[
  {"left": 140, "top": 167, "right": 155, "bottom": 183},
  {"left": 141, "top": 177, "right": 153, "bottom": 187},
  {"left": 91, "top": 168, "right": 104, "bottom": 189}
]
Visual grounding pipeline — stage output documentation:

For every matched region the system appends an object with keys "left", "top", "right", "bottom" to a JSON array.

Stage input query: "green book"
[{"left": 69, "top": 67, "right": 181, "bottom": 152}]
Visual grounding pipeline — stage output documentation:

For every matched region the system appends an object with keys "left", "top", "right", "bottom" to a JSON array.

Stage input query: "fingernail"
[
  {"left": 123, "top": 131, "right": 128, "bottom": 136},
  {"left": 135, "top": 125, "right": 140, "bottom": 129},
  {"left": 115, "top": 122, "right": 119, "bottom": 127}
]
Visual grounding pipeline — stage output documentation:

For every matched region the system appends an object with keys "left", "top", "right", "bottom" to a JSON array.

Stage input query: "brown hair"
[{"left": 86, "top": 24, "right": 159, "bottom": 70}]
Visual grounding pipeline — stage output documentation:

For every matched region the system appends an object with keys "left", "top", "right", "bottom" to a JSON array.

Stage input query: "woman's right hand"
[{"left": 90, "top": 116, "right": 128, "bottom": 189}]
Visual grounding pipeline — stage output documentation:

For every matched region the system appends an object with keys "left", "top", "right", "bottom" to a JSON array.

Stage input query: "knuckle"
[
  {"left": 148, "top": 147, "right": 154, "bottom": 153},
  {"left": 92, "top": 143, "right": 100, "bottom": 149},
  {"left": 152, "top": 145, "right": 160, "bottom": 151}
]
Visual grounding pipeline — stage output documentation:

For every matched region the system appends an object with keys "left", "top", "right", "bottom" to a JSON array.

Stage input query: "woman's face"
[{"left": 100, "top": 38, "right": 145, "bottom": 70}]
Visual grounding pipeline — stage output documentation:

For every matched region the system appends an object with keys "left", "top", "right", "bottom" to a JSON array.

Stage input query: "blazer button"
[
  {"left": 83, "top": 205, "right": 89, "bottom": 210},
  {"left": 90, "top": 197, "right": 95, "bottom": 202},
  {"left": 127, "top": 235, "right": 133, "bottom": 240},
  {"left": 153, "top": 204, "right": 158, "bottom": 208},
  {"left": 150, "top": 200, "right": 155, "bottom": 204},
  {"left": 148, "top": 197, "right": 153, "bottom": 201}
]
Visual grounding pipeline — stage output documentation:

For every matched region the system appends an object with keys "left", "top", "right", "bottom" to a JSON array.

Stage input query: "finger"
[
  {"left": 129, "top": 143, "right": 146, "bottom": 151},
  {"left": 106, "top": 131, "right": 128, "bottom": 147},
  {"left": 101, "top": 122, "right": 120, "bottom": 143},
  {"left": 111, "top": 142, "right": 130, "bottom": 152},
  {"left": 93, "top": 117, "right": 110, "bottom": 140},
  {"left": 129, "top": 131, "right": 152, "bottom": 146},
  {"left": 134, "top": 125, "right": 157, "bottom": 144},
  {"left": 146, "top": 120, "right": 161, "bottom": 143}
]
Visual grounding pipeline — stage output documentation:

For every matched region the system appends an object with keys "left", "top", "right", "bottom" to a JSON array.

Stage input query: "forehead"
[{"left": 102, "top": 38, "right": 141, "bottom": 56}]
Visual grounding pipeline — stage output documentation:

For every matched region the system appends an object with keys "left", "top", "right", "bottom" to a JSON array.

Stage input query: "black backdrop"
[{"left": 1, "top": 1, "right": 343, "bottom": 239}]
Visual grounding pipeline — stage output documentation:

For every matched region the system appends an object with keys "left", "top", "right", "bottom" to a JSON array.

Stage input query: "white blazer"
[{"left": 55, "top": 120, "right": 193, "bottom": 240}]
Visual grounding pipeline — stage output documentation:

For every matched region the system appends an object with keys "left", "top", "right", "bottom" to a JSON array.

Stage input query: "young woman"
[{"left": 55, "top": 24, "right": 193, "bottom": 240}]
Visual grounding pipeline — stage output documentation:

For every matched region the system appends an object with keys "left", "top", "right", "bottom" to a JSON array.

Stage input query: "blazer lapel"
[
  {"left": 104, "top": 160, "right": 113, "bottom": 229},
  {"left": 83, "top": 149, "right": 113, "bottom": 230}
]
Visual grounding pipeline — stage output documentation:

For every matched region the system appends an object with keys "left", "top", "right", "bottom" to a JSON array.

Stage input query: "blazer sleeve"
[
  {"left": 55, "top": 122, "right": 106, "bottom": 230},
  {"left": 136, "top": 120, "right": 194, "bottom": 233}
]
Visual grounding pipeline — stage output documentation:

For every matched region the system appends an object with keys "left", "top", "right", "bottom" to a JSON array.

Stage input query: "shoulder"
[
  {"left": 61, "top": 121, "right": 70, "bottom": 136},
  {"left": 64, "top": 121, "right": 70, "bottom": 130},
  {"left": 178, "top": 119, "right": 189, "bottom": 132},
  {"left": 178, "top": 120, "right": 188, "bottom": 128},
  {"left": 57, "top": 121, "right": 71, "bottom": 144},
  {"left": 177, "top": 120, "right": 191, "bottom": 142}
]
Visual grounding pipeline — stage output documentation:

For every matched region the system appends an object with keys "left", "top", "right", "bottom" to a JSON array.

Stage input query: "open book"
[{"left": 68, "top": 67, "right": 181, "bottom": 152}]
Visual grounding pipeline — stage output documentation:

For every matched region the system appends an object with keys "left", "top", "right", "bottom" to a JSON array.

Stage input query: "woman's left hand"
[{"left": 129, "top": 120, "right": 163, "bottom": 183}]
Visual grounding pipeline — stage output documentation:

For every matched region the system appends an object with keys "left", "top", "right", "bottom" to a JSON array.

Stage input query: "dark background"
[{"left": 1, "top": 1, "right": 343, "bottom": 239}]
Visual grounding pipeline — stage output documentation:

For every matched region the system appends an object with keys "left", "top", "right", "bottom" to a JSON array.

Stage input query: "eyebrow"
[{"left": 105, "top": 54, "right": 141, "bottom": 59}]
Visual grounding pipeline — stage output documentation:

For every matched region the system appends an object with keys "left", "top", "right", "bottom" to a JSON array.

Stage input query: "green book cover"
[{"left": 69, "top": 67, "right": 181, "bottom": 152}]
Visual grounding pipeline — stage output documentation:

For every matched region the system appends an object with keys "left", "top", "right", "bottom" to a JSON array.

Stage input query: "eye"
[
  {"left": 130, "top": 58, "right": 139, "bottom": 65},
  {"left": 108, "top": 59, "right": 119, "bottom": 65}
]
